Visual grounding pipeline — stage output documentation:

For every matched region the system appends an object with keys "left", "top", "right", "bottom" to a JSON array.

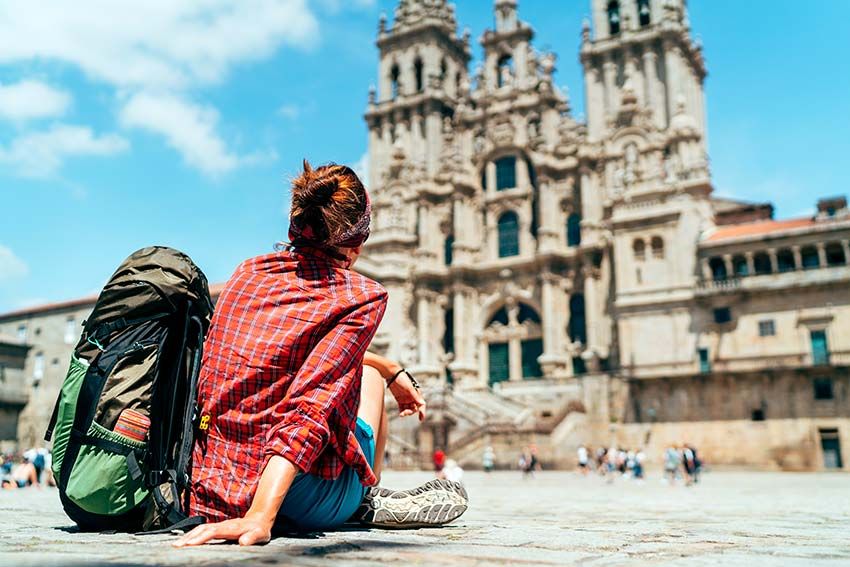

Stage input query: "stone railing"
[{"left": 0, "top": 384, "right": 29, "bottom": 405}]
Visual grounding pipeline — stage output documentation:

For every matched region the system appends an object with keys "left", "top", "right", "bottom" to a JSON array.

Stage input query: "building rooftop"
[
  {"left": 0, "top": 282, "right": 227, "bottom": 321},
  {"left": 705, "top": 217, "right": 817, "bottom": 242}
]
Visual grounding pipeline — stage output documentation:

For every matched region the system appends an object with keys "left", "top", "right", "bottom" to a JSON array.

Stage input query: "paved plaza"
[{"left": 1, "top": 470, "right": 848, "bottom": 566}]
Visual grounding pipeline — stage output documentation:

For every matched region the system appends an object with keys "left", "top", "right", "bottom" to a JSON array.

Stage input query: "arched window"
[
  {"left": 440, "top": 58, "right": 448, "bottom": 82},
  {"left": 637, "top": 0, "right": 651, "bottom": 27},
  {"left": 709, "top": 257, "right": 727, "bottom": 281},
  {"left": 521, "top": 338, "right": 543, "bottom": 379},
  {"left": 567, "top": 213, "right": 582, "bottom": 247},
  {"left": 753, "top": 252, "right": 772, "bottom": 275},
  {"left": 732, "top": 255, "right": 748, "bottom": 276},
  {"left": 568, "top": 294, "right": 587, "bottom": 345},
  {"left": 497, "top": 211, "right": 520, "bottom": 257},
  {"left": 414, "top": 57, "right": 424, "bottom": 93},
  {"left": 489, "top": 307, "right": 509, "bottom": 326},
  {"left": 777, "top": 249, "right": 796, "bottom": 272},
  {"left": 518, "top": 303, "right": 541, "bottom": 324},
  {"left": 825, "top": 242, "right": 847, "bottom": 266},
  {"left": 607, "top": 1, "right": 621, "bottom": 35},
  {"left": 801, "top": 245, "right": 819, "bottom": 269},
  {"left": 633, "top": 239, "right": 646, "bottom": 260},
  {"left": 651, "top": 236, "right": 664, "bottom": 259},
  {"left": 390, "top": 64, "right": 400, "bottom": 99},
  {"left": 497, "top": 54, "right": 514, "bottom": 88},
  {"left": 444, "top": 234, "right": 455, "bottom": 266},
  {"left": 495, "top": 156, "right": 516, "bottom": 190}
]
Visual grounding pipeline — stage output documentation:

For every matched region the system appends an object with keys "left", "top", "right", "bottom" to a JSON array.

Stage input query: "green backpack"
[{"left": 45, "top": 246, "right": 213, "bottom": 532}]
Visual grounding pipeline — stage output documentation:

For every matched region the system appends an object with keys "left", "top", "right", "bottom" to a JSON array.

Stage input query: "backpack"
[{"left": 45, "top": 246, "right": 214, "bottom": 533}]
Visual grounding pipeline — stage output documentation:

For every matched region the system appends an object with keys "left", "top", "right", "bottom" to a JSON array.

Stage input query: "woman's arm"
[
  {"left": 174, "top": 456, "right": 297, "bottom": 547},
  {"left": 363, "top": 351, "right": 402, "bottom": 379}
]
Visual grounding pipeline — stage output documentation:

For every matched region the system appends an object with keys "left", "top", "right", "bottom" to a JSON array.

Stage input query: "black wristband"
[{"left": 387, "top": 368, "right": 406, "bottom": 387}]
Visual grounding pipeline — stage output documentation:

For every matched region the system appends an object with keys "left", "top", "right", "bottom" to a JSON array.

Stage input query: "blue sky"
[{"left": 1, "top": 0, "right": 849, "bottom": 313}]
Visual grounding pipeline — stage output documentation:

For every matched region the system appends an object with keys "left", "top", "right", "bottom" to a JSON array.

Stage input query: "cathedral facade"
[{"left": 2, "top": 0, "right": 849, "bottom": 471}]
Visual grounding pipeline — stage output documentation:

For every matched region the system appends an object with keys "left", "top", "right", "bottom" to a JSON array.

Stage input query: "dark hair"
[{"left": 290, "top": 159, "right": 368, "bottom": 244}]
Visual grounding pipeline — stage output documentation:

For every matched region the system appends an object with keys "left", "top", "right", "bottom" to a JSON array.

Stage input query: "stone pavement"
[{"left": 1, "top": 470, "right": 849, "bottom": 566}]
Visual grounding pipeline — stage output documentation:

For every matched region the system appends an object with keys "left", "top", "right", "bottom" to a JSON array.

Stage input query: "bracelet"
[{"left": 387, "top": 368, "right": 407, "bottom": 387}]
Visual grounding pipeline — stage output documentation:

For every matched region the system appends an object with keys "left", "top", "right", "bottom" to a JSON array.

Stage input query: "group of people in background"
[
  {"left": 577, "top": 445, "right": 646, "bottom": 481},
  {"left": 576, "top": 443, "right": 702, "bottom": 485},
  {"left": 663, "top": 443, "right": 702, "bottom": 485},
  {"left": 1, "top": 448, "right": 53, "bottom": 489}
]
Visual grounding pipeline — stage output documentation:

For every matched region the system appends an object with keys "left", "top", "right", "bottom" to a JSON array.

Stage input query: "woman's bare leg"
[{"left": 359, "top": 365, "right": 388, "bottom": 482}]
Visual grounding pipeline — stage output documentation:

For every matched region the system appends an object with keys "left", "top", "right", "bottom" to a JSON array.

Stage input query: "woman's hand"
[
  {"left": 388, "top": 370, "right": 427, "bottom": 422},
  {"left": 172, "top": 514, "right": 272, "bottom": 547}
]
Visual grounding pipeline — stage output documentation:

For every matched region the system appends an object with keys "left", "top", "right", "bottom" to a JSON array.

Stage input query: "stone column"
[
  {"left": 580, "top": 167, "right": 600, "bottom": 224},
  {"left": 642, "top": 48, "right": 663, "bottom": 129},
  {"left": 416, "top": 289, "right": 433, "bottom": 367},
  {"left": 745, "top": 252, "right": 755, "bottom": 276},
  {"left": 507, "top": 303, "right": 522, "bottom": 382},
  {"left": 842, "top": 240, "right": 850, "bottom": 265},
  {"left": 722, "top": 254, "right": 733, "bottom": 278},
  {"left": 537, "top": 181, "right": 560, "bottom": 252},
  {"left": 768, "top": 248, "right": 779, "bottom": 273},
  {"left": 602, "top": 57, "right": 618, "bottom": 119},
  {"left": 539, "top": 273, "right": 569, "bottom": 377},
  {"left": 700, "top": 258, "right": 712, "bottom": 281},
  {"left": 792, "top": 245, "right": 802, "bottom": 270},
  {"left": 663, "top": 40, "right": 681, "bottom": 126},
  {"left": 584, "top": 267, "right": 599, "bottom": 353},
  {"left": 816, "top": 242, "right": 828, "bottom": 268}
]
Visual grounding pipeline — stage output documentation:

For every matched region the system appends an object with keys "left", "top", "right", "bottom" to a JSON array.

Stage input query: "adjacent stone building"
[{"left": 1, "top": 0, "right": 847, "bottom": 471}]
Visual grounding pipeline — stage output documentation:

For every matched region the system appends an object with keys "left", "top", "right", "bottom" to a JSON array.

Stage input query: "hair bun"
[{"left": 306, "top": 176, "right": 337, "bottom": 206}]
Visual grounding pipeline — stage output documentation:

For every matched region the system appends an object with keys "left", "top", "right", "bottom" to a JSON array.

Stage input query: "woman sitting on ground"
[{"left": 176, "top": 161, "right": 467, "bottom": 547}]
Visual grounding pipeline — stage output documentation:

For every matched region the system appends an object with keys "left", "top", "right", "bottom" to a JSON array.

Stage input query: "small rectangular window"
[
  {"left": 698, "top": 348, "right": 710, "bottom": 374},
  {"left": 64, "top": 316, "right": 77, "bottom": 345},
  {"left": 33, "top": 352, "right": 45, "bottom": 380},
  {"left": 713, "top": 307, "right": 732, "bottom": 324},
  {"left": 17, "top": 324, "right": 27, "bottom": 341},
  {"left": 814, "top": 378, "right": 834, "bottom": 400},
  {"left": 751, "top": 408, "right": 766, "bottom": 421},
  {"left": 758, "top": 320, "right": 775, "bottom": 337},
  {"left": 495, "top": 156, "right": 517, "bottom": 191}
]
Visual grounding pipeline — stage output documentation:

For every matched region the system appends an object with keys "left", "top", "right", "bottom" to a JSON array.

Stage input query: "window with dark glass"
[
  {"left": 713, "top": 307, "right": 732, "bottom": 324},
  {"left": 758, "top": 320, "right": 775, "bottom": 337},
  {"left": 518, "top": 303, "right": 541, "bottom": 324},
  {"left": 709, "top": 257, "right": 727, "bottom": 280},
  {"left": 753, "top": 252, "right": 772, "bottom": 275},
  {"left": 490, "top": 307, "right": 509, "bottom": 327},
  {"left": 521, "top": 338, "right": 543, "bottom": 379},
  {"left": 814, "top": 378, "right": 834, "bottom": 400},
  {"left": 825, "top": 243, "right": 846, "bottom": 266},
  {"left": 495, "top": 156, "right": 517, "bottom": 190},
  {"left": 414, "top": 58, "right": 424, "bottom": 92},
  {"left": 637, "top": 0, "right": 651, "bottom": 26},
  {"left": 732, "top": 255, "right": 748, "bottom": 276},
  {"left": 568, "top": 294, "right": 587, "bottom": 344},
  {"left": 444, "top": 234, "right": 454, "bottom": 266},
  {"left": 801, "top": 246, "right": 820, "bottom": 269},
  {"left": 497, "top": 54, "right": 513, "bottom": 88},
  {"left": 497, "top": 211, "right": 520, "bottom": 257},
  {"left": 607, "top": 1, "right": 621, "bottom": 34},
  {"left": 443, "top": 308, "right": 454, "bottom": 355},
  {"left": 651, "top": 236, "right": 664, "bottom": 259},
  {"left": 488, "top": 343, "right": 510, "bottom": 385},
  {"left": 698, "top": 348, "right": 710, "bottom": 373},
  {"left": 811, "top": 330, "right": 829, "bottom": 365},
  {"left": 633, "top": 239, "right": 646, "bottom": 260},
  {"left": 567, "top": 213, "right": 582, "bottom": 247},
  {"left": 777, "top": 249, "right": 795, "bottom": 272},
  {"left": 390, "top": 64, "right": 400, "bottom": 99},
  {"left": 573, "top": 356, "right": 587, "bottom": 376}
]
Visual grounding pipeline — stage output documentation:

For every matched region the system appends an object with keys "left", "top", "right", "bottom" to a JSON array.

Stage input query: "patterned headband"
[{"left": 288, "top": 189, "right": 371, "bottom": 250}]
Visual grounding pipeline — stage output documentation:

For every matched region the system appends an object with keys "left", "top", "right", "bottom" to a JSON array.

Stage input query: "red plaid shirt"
[{"left": 188, "top": 248, "right": 387, "bottom": 522}]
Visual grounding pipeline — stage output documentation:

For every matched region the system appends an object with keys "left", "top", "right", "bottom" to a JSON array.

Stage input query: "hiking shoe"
[{"left": 353, "top": 479, "right": 468, "bottom": 529}]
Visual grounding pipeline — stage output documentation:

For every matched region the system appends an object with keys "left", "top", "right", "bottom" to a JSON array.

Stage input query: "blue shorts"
[{"left": 276, "top": 417, "right": 375, "bottom": 531}]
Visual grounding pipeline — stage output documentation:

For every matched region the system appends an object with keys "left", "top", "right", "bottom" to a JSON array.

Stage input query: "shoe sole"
[{"left": 357, "top": 479, "right": 468, "bottom": 529}]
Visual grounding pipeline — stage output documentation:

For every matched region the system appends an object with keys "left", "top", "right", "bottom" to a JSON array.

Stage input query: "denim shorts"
[{"left": 276, "top": 417, "right": 375, "bottom": 531}]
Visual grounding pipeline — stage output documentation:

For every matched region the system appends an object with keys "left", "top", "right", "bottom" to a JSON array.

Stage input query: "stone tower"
[
  {"left": 361, "top": 0, "right": 472, "bottom": 379},
  {"left": 581, "top": 0, "right": 716, "bottom": 373}
]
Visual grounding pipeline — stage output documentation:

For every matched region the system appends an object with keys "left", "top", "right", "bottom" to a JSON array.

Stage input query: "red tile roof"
[
  {"left": 705, "top": 217, "right": 817, "bottom": 242},
  {"left": 0, "top": 282, "right": 227, "bottom": 320}
]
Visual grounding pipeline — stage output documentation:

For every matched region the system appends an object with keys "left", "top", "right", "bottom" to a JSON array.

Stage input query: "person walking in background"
[
  {"left": 577, "top": 445, "right": 590, "bottom": 476},
  {"left": 664, "top": 445, "right": 681, "bottom": 484},
  {"left": 633, "top": 448, "right": 646, "bottom": 481},
  {"left": 482, "top": 446, "right": 495, "bottom": 473},
  {"left": 433, "top": 448, "right": 447, "bottom": 477}
]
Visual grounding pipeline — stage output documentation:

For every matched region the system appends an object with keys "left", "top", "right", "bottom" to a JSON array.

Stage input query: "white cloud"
[
  {"left": 0, "top": 1, "right": 320, "bottom": 91},
  {"left": 277, "top": 103, "right": 300, "bottom": 120},
  {"left": 0, "top": 245, "right": 29, "bottom": 281},
  {"left": 0, "top": 124, "right": 128, "bottom": 178},
  {"left": 120, "top": 92, "right": 242, "bottom": 176},
  {"left": 0, "top": 80, "right": 71, "bottom": 121}
]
